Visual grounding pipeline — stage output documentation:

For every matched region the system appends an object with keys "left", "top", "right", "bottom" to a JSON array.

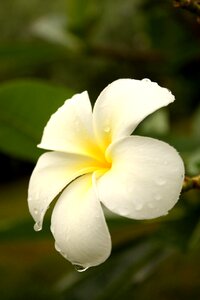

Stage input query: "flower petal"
[
  {"left": 38, "top": 91, "right": 103, "bottom": 160},
  {"left": 51, "top": 174, "right": 111, "bottom": 270},
  {"left": 28, "top": 152, "right": 100, "bottom": 230},
  {"left": 93, "top": 79, "right": 175, "bottom": 150},
  {"left": 97, "top": 136, "right": 184, "bottom": 219}
]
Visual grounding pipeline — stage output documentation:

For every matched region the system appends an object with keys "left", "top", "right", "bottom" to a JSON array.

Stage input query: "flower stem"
[{"left": 182, "top": 175, "right": 200, "bottom": 192}]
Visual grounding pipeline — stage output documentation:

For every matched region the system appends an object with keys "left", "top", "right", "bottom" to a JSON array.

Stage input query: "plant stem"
[{"left": 182, "top": 175, "right": 200, "bottom": 192}]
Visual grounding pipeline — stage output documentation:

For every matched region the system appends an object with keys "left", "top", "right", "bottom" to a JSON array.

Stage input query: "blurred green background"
[{"left": 0, "top": 0, "right": 200, "bottom": 299}]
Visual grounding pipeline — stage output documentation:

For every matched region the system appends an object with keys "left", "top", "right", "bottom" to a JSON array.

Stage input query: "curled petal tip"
[
  {"left": 33, "top": 222, "right": 42, "bottom": 232},
  {"left": 73, "top": 264, "right": 89, "bottom": 272}
]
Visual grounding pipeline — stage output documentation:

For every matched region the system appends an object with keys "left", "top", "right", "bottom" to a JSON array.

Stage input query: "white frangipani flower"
[{"left": 28, "top": 78, "right": 184, "bottom": 271}]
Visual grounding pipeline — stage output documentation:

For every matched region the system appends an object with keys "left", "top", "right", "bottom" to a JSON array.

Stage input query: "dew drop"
[
  {"left": 73, "top": 264, "right": 89, "bottom": 272},
  {"left": 142, "top": 78, "right": 151, "bottom": 83},
  {"left": 156, "top": 179, "right": 166, "bottom": 186},
  {"left": 34, "top": 208, "right": 38, "bottom": 215},
  {"left": 135, "top": 203, "right": 143, "bottom": 211},
  {"left": 104, "top": 126, "right": 111, "bottom": 133},
  {"left": 155, "top": 195, "right": 162, "bottom": 201},
  {"left": 34, "top": 222, "right": 42, "bottom": 232}
]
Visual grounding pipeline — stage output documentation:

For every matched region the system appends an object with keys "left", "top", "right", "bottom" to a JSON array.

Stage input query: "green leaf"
[
  {"left": 30, "top": 15, "right": 83, "bottom": 50},
  {"left": 0, "top": 79, "right": 73, "bottom": 162},
  {"left": 0, "top": 43, "right": 68, "bottom": 77}
]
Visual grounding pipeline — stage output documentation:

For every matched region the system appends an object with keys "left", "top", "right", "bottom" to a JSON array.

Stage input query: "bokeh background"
[{"left": 0, "top": 0, "right": 200, "bottom": 299}]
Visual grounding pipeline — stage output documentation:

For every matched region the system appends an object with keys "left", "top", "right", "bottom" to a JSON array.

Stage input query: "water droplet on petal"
[
  {"left": 104, "top": 126, "right": 111, "bottom": 133},
  {"left": 34, "top": 222, "right": 42, "bottom": 232},
  {"left": 164, "top": 160, "right": 168, "bottom": 165},
  {"left": 142, "top": 78, "right": 151, "bottom": 83},
  {"left": 34, "top": 208, "right": 38, "bottom": 215},
  {"left": 135, "top": 203, "right": 143, "bottom": 211},
  {"left": 155, "top": 195, "right": 162, "bottom": 201},
  {"left": 73, "top": 264, "right": 89, "bottom": 272},
  {"left": 156, "top": 179, "right": 166, "bottom": 186}
]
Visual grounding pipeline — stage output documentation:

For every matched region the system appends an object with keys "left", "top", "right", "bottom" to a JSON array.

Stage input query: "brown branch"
[
  {"left": 91, "top": 44, "right": 163, "bottom": 63},
  {"left": 173, "top": 0, "right": 200, "bottom": 17},
  {"left": 182, "top": 175, "right": 200, "bottom": 192}
]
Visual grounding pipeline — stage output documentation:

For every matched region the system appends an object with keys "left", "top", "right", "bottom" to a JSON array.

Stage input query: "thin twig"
[
  {"left": 182, "top": 174, "right": 200, "bottom": 192},
  {"left": 173, "top": 0, "right": 200, "bottom": 17}
]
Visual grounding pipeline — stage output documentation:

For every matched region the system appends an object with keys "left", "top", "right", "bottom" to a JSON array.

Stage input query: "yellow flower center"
[{"left": 84, "top": 138, "right": 112, "bottom": 173}]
